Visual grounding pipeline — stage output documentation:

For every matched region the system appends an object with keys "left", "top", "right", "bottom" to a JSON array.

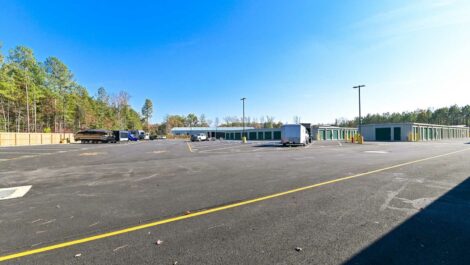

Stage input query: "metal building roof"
[
  {"left": 361, "top": 123, "right": 469, "bottom": 129},
  {"left": 171, "top": 127, "right": 255, "bottom": 132}
]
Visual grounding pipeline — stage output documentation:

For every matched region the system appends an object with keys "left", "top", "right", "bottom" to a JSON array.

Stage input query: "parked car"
[
  {"left": 75, "top": 129, "right": 116, "bottom": 143},
  {"left": 191, "top": 133, "right": 208, "bottom": 142},
  {"left": 281, "top": 124, "right": 310, "bottom": 146}
]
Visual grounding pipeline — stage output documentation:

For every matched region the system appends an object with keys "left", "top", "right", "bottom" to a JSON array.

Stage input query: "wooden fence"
[{"left": 0, "top": 133, "right": 75, "bottom": 146}]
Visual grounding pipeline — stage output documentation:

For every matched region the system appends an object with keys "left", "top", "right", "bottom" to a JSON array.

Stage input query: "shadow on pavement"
[
  {"left": 345, "top": 177, "right": 470, "bottom": 265},
  {"left": 252, "top": 142, "right": 283, "bottom": 148}
]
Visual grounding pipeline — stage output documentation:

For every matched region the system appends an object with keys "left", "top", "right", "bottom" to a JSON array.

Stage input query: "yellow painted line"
[
  {"left": 186, "top": 142, "right": 193, "bottom": 153},
  {"left": 0, "top": 148, "right": 469, "bottom": 262}
]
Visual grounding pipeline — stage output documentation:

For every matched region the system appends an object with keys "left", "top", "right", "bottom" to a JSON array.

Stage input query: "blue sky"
[{"left": 1, "top": 0, "right": 469, "bottom": 124}]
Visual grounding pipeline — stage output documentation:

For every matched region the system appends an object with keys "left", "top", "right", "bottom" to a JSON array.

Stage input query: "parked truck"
[
  {"left": 281, "top": 124, "right": 310, "bottom": 146},
  {"left": 75, "top": 129, "right": 116, "bottom": 143},
  {"left": 113, "top": 130, "right": 129, "bottom": 142}
]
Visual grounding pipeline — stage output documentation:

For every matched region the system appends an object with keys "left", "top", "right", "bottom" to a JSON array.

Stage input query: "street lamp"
[
  {"left": 240, "top": 97, "right": 246, "bottom": 139},
  {"left": 353, "top": 85, "right": 365, "bottom": 135}
]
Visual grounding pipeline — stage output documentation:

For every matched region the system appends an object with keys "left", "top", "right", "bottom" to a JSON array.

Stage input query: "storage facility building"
[
  {"left": 360, "top": 123, "right": 469, "bottom": 141},
  {"left": 311, "top": 126, "right": 358, "bottom": 141},
  {"left": 170, "top": 127, "right": 282, "bottom": 140}
]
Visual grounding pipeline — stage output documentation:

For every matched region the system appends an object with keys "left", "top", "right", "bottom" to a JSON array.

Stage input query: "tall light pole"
[
  {"left": 240, "top": 97, "right": 246, "bottom": 139},
  {"left": 353, "top": 85, "right": 365, "bottom": 135}
]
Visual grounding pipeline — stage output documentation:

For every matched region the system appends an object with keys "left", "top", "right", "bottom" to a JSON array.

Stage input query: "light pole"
[
  {"left": 353, "top": 85, "right": 365, "bottom": 135},
  {"left": 240, "top": 97, "right": 246, "bottom": 139}
]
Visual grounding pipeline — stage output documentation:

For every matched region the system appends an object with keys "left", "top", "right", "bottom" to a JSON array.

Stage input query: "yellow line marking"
[
  {"left": 186, "top": 142, "right": 193, "bottom": 153},
  {"left": 0, "top": 148, "right": 469, "bottom": 262}
]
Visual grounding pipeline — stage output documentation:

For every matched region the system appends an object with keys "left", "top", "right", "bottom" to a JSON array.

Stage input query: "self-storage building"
[
  {"left": 360, "top": 123, "right": 469, "bottom": 141},
  {"left": 311, "top": 126, "right": 358, "bottom": 141}
]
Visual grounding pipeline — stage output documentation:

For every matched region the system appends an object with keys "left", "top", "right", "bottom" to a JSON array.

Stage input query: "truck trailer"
[{"left": 281, "top": 124, "right": 310, "bottom": 146}]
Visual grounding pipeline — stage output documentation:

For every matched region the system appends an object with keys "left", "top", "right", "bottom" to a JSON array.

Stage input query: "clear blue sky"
[{"left": 1, "top": 0, "right": 469, "bottom": 124}]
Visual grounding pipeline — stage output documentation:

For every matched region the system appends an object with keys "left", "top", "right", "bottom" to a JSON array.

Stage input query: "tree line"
[
  {"left": 157, "top": 114, "right": 283, "bottom": 134},
  {"left": 336, "top": 105, "right": 470, "bottom": 127},
  {"left": 0, "top": 44, "right": 152, "bottom": 133}
]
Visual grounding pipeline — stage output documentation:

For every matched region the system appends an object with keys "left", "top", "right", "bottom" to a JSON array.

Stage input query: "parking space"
[
  {"left": 188, "top": 140, "right": 346, "bottom": 154},
  {"left": 0, "top": 144, "right": 87, "bottom": 161},
  {"left": 0, "top": 142, "right": 141, "bottom": 162}
]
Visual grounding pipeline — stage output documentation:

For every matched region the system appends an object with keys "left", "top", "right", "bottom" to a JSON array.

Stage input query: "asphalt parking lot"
[{"left": 1, "top": 139, "right": 470, "bottom": 264}]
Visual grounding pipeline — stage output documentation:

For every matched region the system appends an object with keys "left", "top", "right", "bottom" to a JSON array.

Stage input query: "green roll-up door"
[
  {"left": 249, "top": 132, "right": 257, "bottom": 140},
  {"left": 273, "top": 131, "right": 281, "bottom": 140},
  {"left": 326, "top": 130, "right": 332, "bottom": 140},
  {"left": 333, "top": 130, "right": 338, "bottom": 140},
  {"left": 235, "top": 133, "right": 241, "bottom": 140},
  {"left": 258, "top": 132, "right": 264, "bottom": 140},
  {"left": 265, "top": 131, "right": 272, "bottom": 140},
  {"left": 376, "top": 128, "right": 392, "bottom": 141}
]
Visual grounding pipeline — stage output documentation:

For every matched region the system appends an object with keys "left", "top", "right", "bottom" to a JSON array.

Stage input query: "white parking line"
[
  {"left": 365, "top": 150, "right": 389, "bottom": 154},
  {"left": 199, "top": 144, "right": 246, "bottom": 153},
  {"left": 0, "top": 185, "right": 32, "bottom": 200}
]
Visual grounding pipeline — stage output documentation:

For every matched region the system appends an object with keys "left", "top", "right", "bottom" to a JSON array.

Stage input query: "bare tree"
[
  {"left": 265, "top": 116, "right": 275, "bottom": 128},
  {"left": 113, "top": 91, "right": 130, "bottom": 128}
]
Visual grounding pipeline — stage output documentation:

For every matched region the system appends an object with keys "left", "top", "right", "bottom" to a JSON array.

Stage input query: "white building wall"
[
  {"left": 361, "top": 123, "right": 413, "bottom": 141},
  {"left": 362, "top": 123, "right": 469, "bottom": 141}
]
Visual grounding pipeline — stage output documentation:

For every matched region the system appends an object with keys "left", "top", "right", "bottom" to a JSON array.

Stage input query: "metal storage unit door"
[
  {"left": 265, "top": 131, "right": 272, "bottom": 140},
  {"left": 393, "top": 127, "right": 401, "bottom": 141},
  {"left": 235, "top": 133, "right": 241, "bottom": 140},
  {"left": 258, "top": 132, "right": 264, "bottom": 140},
  {"left": 376, "top": 127, "right": 392, "bottom": 141},
  {"left": 273, "top": 131, "right": 281, "bottom": 140},
  {"left": 326, "top": 130, "right": 332, "bottom": 140},
  {"left": 249, "top": 132, "right": 257, "bottom": 140}
]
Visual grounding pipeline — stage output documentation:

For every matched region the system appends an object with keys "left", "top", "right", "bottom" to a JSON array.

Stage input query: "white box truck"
[{"left": 281, "top": 124, "right": 310, "bottom": 146}]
